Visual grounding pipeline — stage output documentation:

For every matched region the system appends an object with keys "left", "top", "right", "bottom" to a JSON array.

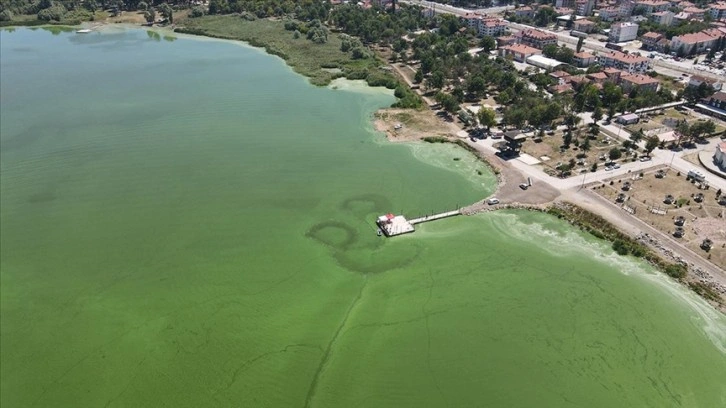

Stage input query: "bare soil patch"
[
  {"left": 592, "top": 168, "right": 725, "bottom": 270},
  {"left": 374, "top": 108, "right": 460, "bottom": 142}
]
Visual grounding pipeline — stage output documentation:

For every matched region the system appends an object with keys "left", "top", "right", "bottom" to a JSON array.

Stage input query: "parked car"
[
  {"left": 639, "top": 156, "right": 652, "bottom": 162},
  {"left": 519, "top": 183, "right": 529, "bottom": 190},
  {"left": 487, "top": 198, "right": 500, "bottom": 205}
]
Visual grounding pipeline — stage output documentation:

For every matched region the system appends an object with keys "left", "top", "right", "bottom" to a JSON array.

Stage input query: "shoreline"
[{"left": 8, "top": 20, "right": 722, "bottom": 312}]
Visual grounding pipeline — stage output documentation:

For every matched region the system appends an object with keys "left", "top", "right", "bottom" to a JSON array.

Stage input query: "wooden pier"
[{"left": 377, "top": 209, "right": 461, "bottom": 237}]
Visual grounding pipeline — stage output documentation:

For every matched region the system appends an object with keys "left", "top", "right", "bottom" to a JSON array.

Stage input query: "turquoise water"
[{"left": 1, "top": 27, "right": 725, "bottom": 408}]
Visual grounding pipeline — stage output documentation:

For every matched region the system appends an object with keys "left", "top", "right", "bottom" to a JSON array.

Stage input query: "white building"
[
  {"left": 715, "top": 142, "right": 726, "bottom": 171},
  {"left": 609, "top": 22, "right": 639, "bottom": 42}
]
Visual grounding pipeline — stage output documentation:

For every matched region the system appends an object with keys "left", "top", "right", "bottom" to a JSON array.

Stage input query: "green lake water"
[{"left": 1, "top": 27, "right": 725, "bottom": 408}]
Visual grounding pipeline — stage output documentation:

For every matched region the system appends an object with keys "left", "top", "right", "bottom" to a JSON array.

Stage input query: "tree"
[
  {"left": 630, "top": 128, "right": 644, "bottom": 144},
  {"left": 644, "top": 135, "right": 659, "bottom": 155},
  {"left": 159, "top": 3, "right": 173, "bottom": 24},
  {"left": 436, "top": 92, "right": 459, "bottom": 114},
  {"left": 542, "top": 44, "right": 558, "bottom": 59},
  {"left": 576, "top": 37, "right": 584, "bottom": 53},
  {"left": 689, "top": 120, "right": 716, "bottom": 140},
  {"left": 563, "top": 131, "right": 573, "bottom": 147},
  {"left": 144, "top": 8, "right": 156, "bottom": 23},
  {"left": 479, "top": 36, "right": 496, "bottom": 53},
  {"left": 609, "top": 148, "right": 622, "bottom": 160},
  {"left": 477, "top": 107, "right": 496, "bottom": 131},
  {"left": 592, "top": 105, "right": 603, "bottom": 123},
  {"left": 414, "top": 69, "right": 423, "bottom": 84},
  {"left": 581, "top": 136, "right": 591, "bottom": 152},
  {"left": 427, "top": 70, "right": 445, "bottom": 90}
]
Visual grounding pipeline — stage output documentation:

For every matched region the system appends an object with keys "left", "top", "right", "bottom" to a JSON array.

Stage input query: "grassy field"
[{"left": 176, "top": 15, "right": 382, "bottom": 86}]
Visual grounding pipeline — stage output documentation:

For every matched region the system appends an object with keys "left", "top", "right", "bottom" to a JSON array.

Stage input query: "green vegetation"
[
  {"left": 547, "top": 203, "right": 723, "bottom": 306},
  {"left": 422, "top": 136, "right": 448, "bottom": 143}
]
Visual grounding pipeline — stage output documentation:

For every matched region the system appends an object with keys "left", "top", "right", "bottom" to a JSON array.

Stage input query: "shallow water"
[{"left": 1, "top": 27, "right": 725, "bottom": 408}]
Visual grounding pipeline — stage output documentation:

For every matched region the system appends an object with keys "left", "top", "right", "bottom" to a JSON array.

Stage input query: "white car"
[
  {"left": 605, "top": 166, "right": 614, "bottom": 171},
  {"left": 487, "top": 198, "right": 500, "bottom": 205},
  {"left": 613, "top": 164, "right": 621, "bottom": 169}
]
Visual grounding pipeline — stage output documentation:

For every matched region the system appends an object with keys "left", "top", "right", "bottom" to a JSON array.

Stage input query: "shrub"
[
  {"left": 664, "top": 264, "right": 687, "bottom": 280},
  {"left": 190, "top": 6, "right": 205, "bottom": 18},
  {"left": 0, "top": 9, "right": 14, "bottom": 21},
  {"left": 612, "top": 239, "right": 629, "bottom": 256},
  {"left": 37, "top": 3, "right": 67, "bottom": 21}
]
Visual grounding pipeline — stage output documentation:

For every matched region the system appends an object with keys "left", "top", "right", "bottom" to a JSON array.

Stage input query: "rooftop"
[
  {"left": 601, "top": 51, "right": 649, "bottom": 64},
  {"left": 518, "top": 29, "right": 558, "bottom": 40},
  {"left": 574, "top": 51, "right": 596, "bottom": 58},
  {"left": 642, "top": 31, "right": 664, "bottom": 39},
  {"left": 672, "top": 32, "right": 717, "bottom": 44},
  {"left": 502, "top": 43, "right": 541, "bottom": 54},
  {"left": 621, "top": 74, "right": 659, "bottom": 85}
]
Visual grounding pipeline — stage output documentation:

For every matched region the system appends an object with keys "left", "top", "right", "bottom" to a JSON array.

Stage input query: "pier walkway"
[{"left": 409, "top": 210, "right": 461, "bottom": 225}]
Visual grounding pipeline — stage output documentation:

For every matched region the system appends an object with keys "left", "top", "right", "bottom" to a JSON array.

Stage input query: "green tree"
[
  {"left": 592, "top": 105, "right": 603, "bottom": 123},
  {"left": 581, "top": 136, "right": 591, "bottom": 152},
  {"left": 542, "top": 44, "right": 558, "bottom": 59},
  {"left": 427, "top": 70, "right": 445, "bottom": 90},
  {"left": 144, "top": 8, "right": 156, "bottom": 23},
  {"left": 414, "top": 69, "right": 423, "bottom": 84},
  {"left": 576, "top": 37, "right": 584, "bottom": 53},
  {"left": 689, "top": 120, "right": 716, "bottom": 140},
  {"left": 159, "top": 3, "right": 173, "bottom": 24},
  {"left": 436, "top": 92, "right": 459, "bottom": 114},
  {"left": 644, "top": 135, "right": 659, "bottom": 155},
  {"left": 479, "top": 35, "right": 496, "bottom": 53},
  {"left": 477, "top": 107, "right": 496, "bottom": 130},
  {"left": 609, "top": 148, "right": 622, "bottom": 160}
]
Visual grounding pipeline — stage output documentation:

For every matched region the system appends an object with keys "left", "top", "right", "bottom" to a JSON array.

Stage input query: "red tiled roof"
[
  {"left": 502, "top": 44, "right": 541, "bottom": 54},
  {"left": 622, "top": 74, "right": 659, "bottom": 85},
  {"left": 574, "top": 51, "right": 596, "bottom": 58},
  {"left": 518, "top": 29, "right": 558, "bottom": 40},
  {"left": 642, "top": 32, "right": 663, "bottom": 39},
  {"left": 673, "top": 32, "right": 717, "bottom": 44},
  {"left": 601, "top": 51, "right": 649, "bottom": 64}
]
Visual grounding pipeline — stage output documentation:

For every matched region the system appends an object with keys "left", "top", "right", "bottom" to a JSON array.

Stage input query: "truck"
[{"left": 570, "top": 30, "right": 588, "bottom": 39}]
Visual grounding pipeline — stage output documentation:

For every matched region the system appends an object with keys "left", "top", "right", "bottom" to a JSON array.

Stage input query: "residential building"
[
  {"left": 515, "top": 6, "right": 535, "bottom": 19},
  {"left": 682, "top": 7, "right": 706, "bottom": 20},
  {"left": 497, "top": 35, "right": 518, "bottom": 47},
  {"left": 641, "top": 31, "right": 665, "bottom": 49},
  {"left": 576, "top": 0, "right": 596, "bottom": 16},
  {"left": 620, "top": 73, "right": 660, "bottom": 92},
  {"left": 702, "top": 91, "right": 726, "bottom": 110},
  {"left": 620, "top": 0, "right": 635, "bottom": 18},
  {"left": 587, "top": 72, "right": 609, "bottom": 83},
  {"left": 573, "top": 51, "right": 597, "bottom": 66},
  {"left": 549, "top": 70, "right": 572, "bottom": 85},
  {"left": 573, "top": 19, "right": 597, "bottom": 32},
  {"left": 609, "top": 22, "right": 639, "bottom": 42},
  {"left": 603, "top": 67, "right": 626, "bottom": 82},
  {"left": 649, "top": 10, "right": 674, "bottom": 26},
  {"left": 499, "top": 43, "right": 542, "bottom": 62},
  {"left": 709, "top": 2, "right": 726, "bottom": 21},
  {"left": 556, "top": 0, "right": 576, "bottom": 8},
  {"left": 462, "top": 15, "right": 508, "bottom": 37},
  {"left": 688, "top": 75, "right": 723, "bottom": 91},
  {"left": 516, "top": 29, "right": 559, "bottom": 49},
  {"left": 670, "top": 32, "right": 718, "bottom": 55},
  {"left": 634, "top": 0, "right": 670, "bottom": 13},
  {"left": 617, "top": 113, "right": 640, "bottom": 124},
  {"left": 550, "top": 83, "right": 575, "bottom": 94},
  {"left": 599, "top": 7, "right": 622, "bottom": 21},
  {"left": 714, "top": 142, "right": 726, "bottom": 171},
  {"left": 598, "top": 51, "right": 650, "bottom": 73}
]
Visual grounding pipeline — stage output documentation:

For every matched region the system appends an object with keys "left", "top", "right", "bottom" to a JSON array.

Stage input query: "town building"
[
  {"left": 586, "top": 72, "right": 609, "bottom": 83},
  {"left": 649, "top": 10, "right": 674, "bottom": 26},
  {"left": 688, "top": 75, "right": 723, "bottom": 91},
  {"left": 514, "top": 6, "right": 535, "bottom": 19},
  {"left": 620, "top": 73, "right": 660, "bottom": 92},
  {"left": 696, "top": 91, "right": 726, "bottom": 120},
  {"left": 549, "top": 70, "right": 572, "bottom": 85},
  {"left": 576, "top": 0, "right": 596, "bottom": 15},
  {"left": 609, "top": 22, "right": 639, "bottom": 42},
  {"left": 670, "top": 32, "right": 719, "bottom": 55},
  {"left": 556, "top": 0, "right": 576, "bottom": 8},
  {"left": 598, "top": 7, "right": 622, "bottom": 21},
  {"left": 682, "top": 6, "right": 706, "bottom": 20},
  {"left": 641, "top": 31, "right": 665, "bottom": 49},
  {"left": 573, "top": 19, "right": 597, "bottom": 32},
  {"left": 496, "top": 35, "right": 518, "bottom": 47},
  {"left": 499, "top": 43, "right": 542, "bottom": 62},
  {"left": 573, "top": 51, "right": 597, "bottom": 67},
  {"left": 462, "top": 15, "right": 508, "bottom": 37},
  {"left": 634, "top": 0, "right": 670, "bottom": 14},
  {"left": 709, "top": 3, "right": 726, "bottom": 21},
  {"left": 598, "top": 51, "right": 650, "bottom": 73},
  {"left": 516, "top": 29, "right": 559, "bottom": 49},
  {"left": 714, "top": 142, "right": 726, "bottom": 171}
]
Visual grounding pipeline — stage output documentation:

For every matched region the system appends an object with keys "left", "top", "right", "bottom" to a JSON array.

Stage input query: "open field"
[{"left": 592, "top": 168, "right": 726, "bottom": 270}]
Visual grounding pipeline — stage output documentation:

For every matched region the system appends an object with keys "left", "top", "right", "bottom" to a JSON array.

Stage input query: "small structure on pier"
[
  {"left": 377, "top": 213, "right": 415, "bottom": 237},
  {"left": 377, "top": 210, "right": 461, "bottom": 237}
]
